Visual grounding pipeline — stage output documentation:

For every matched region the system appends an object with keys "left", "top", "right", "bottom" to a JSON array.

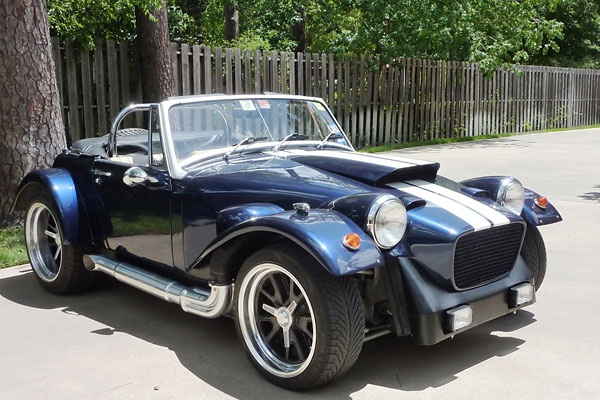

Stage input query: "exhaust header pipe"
[{"left": 83, "top": 254, "right": 232, "bottom": 319}]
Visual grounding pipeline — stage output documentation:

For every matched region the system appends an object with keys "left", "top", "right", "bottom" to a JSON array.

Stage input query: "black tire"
[
  {"left": 520, "top": 224, "right": 547, "bottom": 291},
  {"left": 116, "top": 128, "right": 148, "bottom": 137},
  {"left": 234, "top": 243, "right": 365, "bottom": 390},
  {"left": 24, "top": 190, "right": 95, "bottom": 294}
]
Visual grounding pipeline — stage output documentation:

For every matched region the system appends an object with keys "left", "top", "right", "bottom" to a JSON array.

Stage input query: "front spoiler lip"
[{"left": 398, "top": 256, "right": 535, "bottom": 345}]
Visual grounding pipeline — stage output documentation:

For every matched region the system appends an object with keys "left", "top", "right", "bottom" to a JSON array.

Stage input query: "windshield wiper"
[
  {"left": 272, "top": 132, "right": 310, "bottom": 152},
  {"left": 224, "top": 136, "right": 268, "bottom": 161},
  {"left": 317, "top": 131, "right": 345, "bottom": 149}
]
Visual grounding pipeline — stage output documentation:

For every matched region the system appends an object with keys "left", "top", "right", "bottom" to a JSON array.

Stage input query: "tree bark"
[
  {"left": 291, "top": 7, "right": 306, "bottom": 53},
  {"left": 0, "top": 0, "right": 66, "bottom": 226},
  {"left": 135, "top": 3, "right": 176, "bottom": 103},
  {"left": 224, "top": 0, "right": 240, "bottom": 41}
]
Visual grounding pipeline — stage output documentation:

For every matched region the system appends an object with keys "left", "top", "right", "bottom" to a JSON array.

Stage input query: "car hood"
[
  {"left": 281, "top": 149, "right": 440, "bottom": 186},
  {"left": 183, "top": 150, "right": 439, "bottom": 208}
]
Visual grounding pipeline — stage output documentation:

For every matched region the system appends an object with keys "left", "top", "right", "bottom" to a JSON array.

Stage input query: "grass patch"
[
  {"left": 0, "top": 227, "right": 28, "bottom": 269},
  {"left": 359, "top": 124, "right": 600, "bottom": 153}
]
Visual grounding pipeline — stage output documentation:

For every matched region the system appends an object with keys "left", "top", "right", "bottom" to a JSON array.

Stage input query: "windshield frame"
[{"left": 159, "top": 94, "right": 354, "bottom": 179}]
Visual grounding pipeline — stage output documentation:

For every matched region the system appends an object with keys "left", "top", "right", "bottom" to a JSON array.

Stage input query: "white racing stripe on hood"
[
  {"left": 388, "top": 182, "right": 492, "bottom": 231},
  {"left": 286, "top": 149, "right": 427, "bottom": 168},
  {"left": 406, "top": 179, "right": 510, "bottom": 227}
]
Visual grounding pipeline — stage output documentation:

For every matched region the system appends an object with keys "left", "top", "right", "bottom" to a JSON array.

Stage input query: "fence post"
[
  {"left": 567, "top": 69, "right": 574, "bottom": 128},
  {"left": 541, "top": 67, "right": 548, "bottom": 129}
]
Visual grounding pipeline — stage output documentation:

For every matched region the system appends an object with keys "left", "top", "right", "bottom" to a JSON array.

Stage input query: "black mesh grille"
[{"left": 453, "top": 223, "right": 525, "bottom": 289}]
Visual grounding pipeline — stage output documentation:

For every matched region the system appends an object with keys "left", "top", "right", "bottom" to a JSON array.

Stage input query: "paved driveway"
[{"left": 1, "top": 128, "right": 599, "bottom": 399}]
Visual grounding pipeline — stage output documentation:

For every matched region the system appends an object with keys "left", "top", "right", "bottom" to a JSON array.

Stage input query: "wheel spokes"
[
  {"left": 264, "top": 323, "right": 281, "bottom": 343},
  {"left": 290, "top": 330, "right": 306, "bottom": 360},
  {"left": 268, "top": 275, "right": 285, "bottom": 304},
  {"left": 260, "top": 288, "right": 277, "bottom": 304},
  {"left": 249, "top": 267, "right": 316, "bottom": 373},
  {"left": 295, "top": 316, "right": 313, "bottom": 340}
]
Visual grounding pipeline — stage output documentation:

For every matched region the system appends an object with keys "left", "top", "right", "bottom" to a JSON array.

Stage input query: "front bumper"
[{"left": 397, "top": 255, "right": 535, "bottom": 345}]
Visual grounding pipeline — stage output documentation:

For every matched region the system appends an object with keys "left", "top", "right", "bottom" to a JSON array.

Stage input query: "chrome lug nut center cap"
[{"left": 275, "top": 308, "right": 292, "bottom": 328}]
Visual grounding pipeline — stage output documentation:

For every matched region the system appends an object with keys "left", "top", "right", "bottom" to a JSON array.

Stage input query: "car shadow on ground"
[{"left": 0, "top": 270, "right": 536, "bottom": 399}]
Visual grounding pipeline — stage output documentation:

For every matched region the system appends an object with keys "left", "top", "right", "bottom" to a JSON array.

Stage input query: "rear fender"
[
  {"left": 11, "top": 168, "right": 80, "bottom": 245},
  {"left": 196, "top": 209, "right": 385, "bottom": 276}
]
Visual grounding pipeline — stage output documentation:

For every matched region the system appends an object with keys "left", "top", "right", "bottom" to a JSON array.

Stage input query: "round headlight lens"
[
  {"left": 367, "top": 195, "right": 407, "bottom": 248},
  {"left": 498, "top": 178, "right": 525, "bottom": 215}
]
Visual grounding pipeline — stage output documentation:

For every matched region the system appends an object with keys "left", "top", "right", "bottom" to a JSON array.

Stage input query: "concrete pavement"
[{"left": 1, "top": 128, "right": 599, "bottom": 399}]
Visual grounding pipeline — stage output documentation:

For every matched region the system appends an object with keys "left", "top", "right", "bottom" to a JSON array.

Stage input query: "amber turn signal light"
[
  {"left": 342, "top": 233, "right": 361, "bottom": 251},
  {"left": 534, "top": 196, "right": 548, "bottom": 209}
]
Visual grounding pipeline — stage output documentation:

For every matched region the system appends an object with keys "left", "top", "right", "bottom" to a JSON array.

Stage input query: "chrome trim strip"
[{"left": 83, "top": 254, "right": 232, "bottom": 319}]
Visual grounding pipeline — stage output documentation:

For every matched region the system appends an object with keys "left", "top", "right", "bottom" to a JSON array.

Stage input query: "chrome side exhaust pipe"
[{"left": 83, "top": 254, "right": 232, "bottom": 318}]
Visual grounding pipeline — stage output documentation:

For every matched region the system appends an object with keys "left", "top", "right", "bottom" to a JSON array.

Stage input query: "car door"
[{"left": 92, "top": 105, "right": 173, "bottom": 267}]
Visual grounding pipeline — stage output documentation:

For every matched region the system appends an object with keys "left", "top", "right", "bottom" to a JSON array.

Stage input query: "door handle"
[
  {"left": 92, "top": 168, "right": 112, "bottom": 177},
  {"left": 123, "top": 167, "right": 158, "bottom": 186}
]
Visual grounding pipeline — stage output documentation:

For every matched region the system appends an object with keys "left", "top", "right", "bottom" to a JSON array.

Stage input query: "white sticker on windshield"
[
  {"left": 327, "top": 123, "right": 340, "bottom": 133},
  {"left": 240, "top": 100, "right": 256, "bottom": 111},
  {"left": 258, "top": 99, "right": 270, "bottom": 109}
]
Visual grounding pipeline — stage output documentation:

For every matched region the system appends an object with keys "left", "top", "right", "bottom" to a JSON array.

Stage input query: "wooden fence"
[{"left": 51, "top": 38, "right": 600, "bottom": 147}]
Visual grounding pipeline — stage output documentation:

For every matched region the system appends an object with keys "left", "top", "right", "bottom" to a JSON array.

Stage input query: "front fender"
[
  {"left": 461, "top": 176, "right": 562, "bottom": 226},
  {"left": 11, "top": 168, "right": 80, "bottom": 245},
  {"left": 522, "top": 188, "right": 562, "bottom": 226},
  {"left": 199, "top": 209, "right": 385, "bottom": 276}
]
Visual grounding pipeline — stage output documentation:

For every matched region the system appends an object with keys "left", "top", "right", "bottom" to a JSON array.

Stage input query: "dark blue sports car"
[{"left": 12, "top": 94, "right": 562, "bottom": 389}]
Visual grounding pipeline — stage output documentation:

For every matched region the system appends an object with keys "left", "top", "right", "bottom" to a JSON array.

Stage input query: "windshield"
[{"left": 167, "top": 98, "right": 348, "bottom": 162}]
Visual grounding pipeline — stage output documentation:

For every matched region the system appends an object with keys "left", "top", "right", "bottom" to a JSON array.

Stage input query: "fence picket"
[{"left": 80, "top": 48, "right": 94, "bottom": 137}]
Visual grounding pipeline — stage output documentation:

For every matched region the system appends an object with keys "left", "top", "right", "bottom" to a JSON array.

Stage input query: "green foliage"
[
  {"left": 330, "top": 0, "right": 564, "bottom": 74},
  {"left": 48, "top": 0, "right": 198, "bottom": 48},
  {"left": 532, "top": 0, "right": 600, "bottom": 68},
  {"left": 229, "top": 32, "right": 271, "bottom": 51},
  {"left": 0, "top": 227, "right": 27, "bottom": 269},
  {"left": 47, "top": 0, "right": 600, "bottom": 71}
]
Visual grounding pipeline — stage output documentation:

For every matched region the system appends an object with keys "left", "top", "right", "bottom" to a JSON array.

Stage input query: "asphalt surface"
[{"left": 1, "top": 128, "right": 599, "bottom": 399}]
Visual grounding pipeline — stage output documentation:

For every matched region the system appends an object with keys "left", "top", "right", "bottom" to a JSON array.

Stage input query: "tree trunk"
[
  {"left": 135, "top": 3, "right": 176, "bottom": 103},
  {"left": 224, "top": 0, "right": 240, "bottom": 41},
  {"left": 0, "top": 0, "right": 66, "bottom": 226},
  {"left": 291, "top": 8, "right": 306, "bottom": 53}
]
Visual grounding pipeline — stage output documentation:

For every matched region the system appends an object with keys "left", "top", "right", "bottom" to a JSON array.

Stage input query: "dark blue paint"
[
  {"left": 461, "top": 175, "right": 563, "bottom": 226},
  {"left": 286, "top": 151, "right": 440, "bottom": 185},
  {"left": 198, "top": 209, "right": 385, "bottom": 275},
  {"left": 460, "top": 175, "right": 507, "bottom": 199},
  {"left": 17, "top": 140, "right": 561, "bottom": 287},
  {"left": 216, "top": 203, "right": 285, "bottom": 234},
  {"left": 180, "top": 155, "right": 378, "bottom": 268},
  {"left": 522, "top": 188, "right": 563, "bottom": 226},
  {"left": 13, "top": 168, "right": 79, "bottom": 245}
]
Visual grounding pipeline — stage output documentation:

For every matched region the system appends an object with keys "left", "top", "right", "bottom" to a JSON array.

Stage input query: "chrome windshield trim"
[{"left": 161, "top": 95, "right": 354, "bottom": 180}]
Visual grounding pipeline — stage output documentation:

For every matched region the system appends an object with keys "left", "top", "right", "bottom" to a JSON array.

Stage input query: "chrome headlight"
[
  {"left": 497, "top": 178, "right": 525, "bottom": 215},
  {"left": 366, "top": 195, "right": 407, "bottom": 248}
]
